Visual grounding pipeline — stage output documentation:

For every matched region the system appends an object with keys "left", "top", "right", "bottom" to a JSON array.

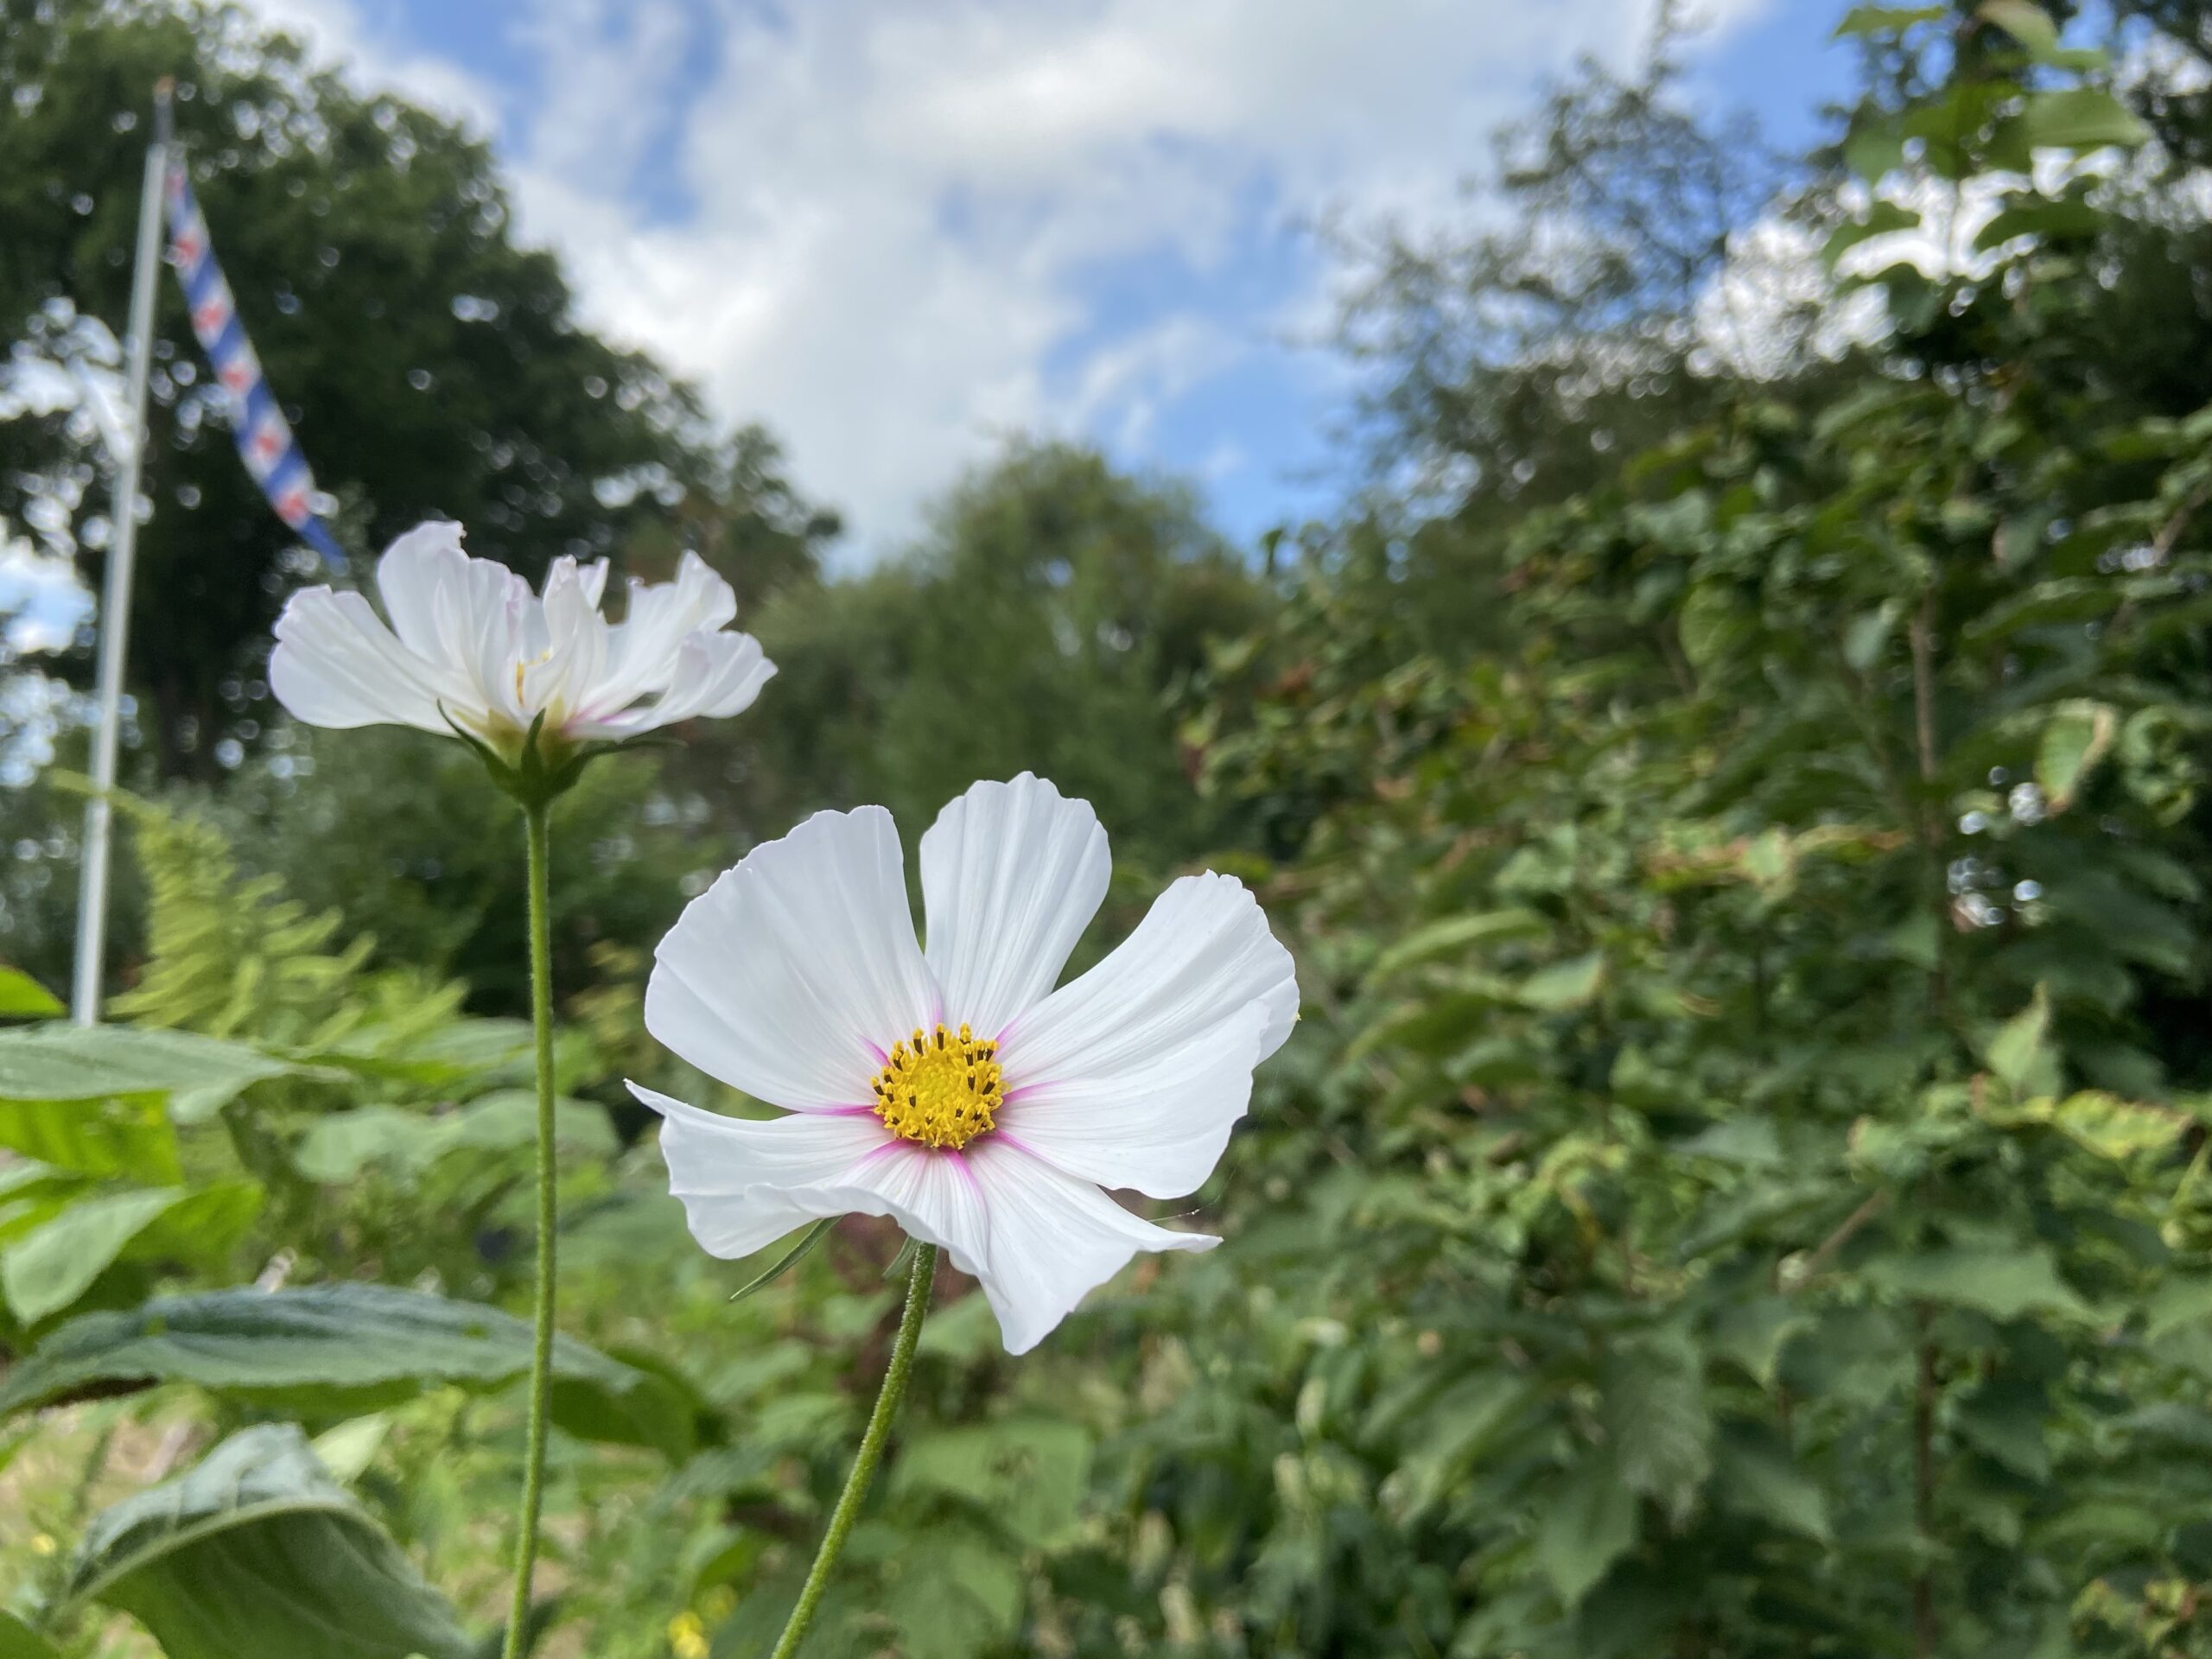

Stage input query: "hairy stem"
[
  {"left": 503, "top": 800, "right": 559, "bottom": 1659},
  {"left": 770, "top": 1242, "right": 938, "bottom": 1659}
]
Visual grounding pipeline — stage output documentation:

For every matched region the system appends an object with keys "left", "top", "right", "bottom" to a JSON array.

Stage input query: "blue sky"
[{"left": 243, "top": 0, "right": 1858, "bottom": 563}]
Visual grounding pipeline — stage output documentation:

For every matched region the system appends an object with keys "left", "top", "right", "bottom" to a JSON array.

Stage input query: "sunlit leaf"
[{"left": 0, "top": 971, "right": 63, "bottom": 1020}]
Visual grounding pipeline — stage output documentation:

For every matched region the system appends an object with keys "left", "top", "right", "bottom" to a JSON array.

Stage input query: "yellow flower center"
[{"left": 872, "top": 1023, "right": 1001, "bottom": 1150}]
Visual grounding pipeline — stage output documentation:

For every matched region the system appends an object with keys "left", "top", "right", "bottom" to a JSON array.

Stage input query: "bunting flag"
[{"left": 163, "top": 160, "right": 344, "bottom": 563}]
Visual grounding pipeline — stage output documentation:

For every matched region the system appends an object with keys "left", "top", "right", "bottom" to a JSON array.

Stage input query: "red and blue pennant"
[{"left": 164, "top": 162, "right": 344, "bottom": 564}]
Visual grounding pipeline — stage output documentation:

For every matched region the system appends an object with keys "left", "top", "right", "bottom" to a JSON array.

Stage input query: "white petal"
[
  {"left": 998, "top": 1000, "right": 1268, "bottom": 1198},
  {"left": 522, "top": 556, "right": 610, "bottom": 724},
  {"left": 578, "top": 629, "right": 773, "bottom": 738},
  {"left": 994, "top": 874, "right": 1297, "bottom": 1197},
  {"left": 798, "top": 1141, "right": 995, "bottom": 1281},
  {"left": 372, "top": 521, "right": 469, "bottom": 657},
  {"left": 632, "top": 1084, "right": 887, "bottom": 1258},
  {"left": 372, "top": 519, "right": 530, "bottom": 730},
  {"left": 964, "top": 1138, "right": 1217, "bottom": 1354},
  {"left": 918, "top": 774, "right": 1109, "bottom": 1039},
  {"left": 644, "top": 806, "right": 938, "bottom": 1111},
  {"left": 596, "top": 551, "right": 739, "bottom": 707},
  {"left": 270, "top": 588, "right": 460, "bottom": 733}
]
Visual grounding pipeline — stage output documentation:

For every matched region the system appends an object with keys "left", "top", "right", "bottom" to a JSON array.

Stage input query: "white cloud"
[
  {"left": 236, "top": 0, "right": 503, "bottom": 131},
  {"left": 238, "top": 0, "right": 1775, "bottom": 557}
]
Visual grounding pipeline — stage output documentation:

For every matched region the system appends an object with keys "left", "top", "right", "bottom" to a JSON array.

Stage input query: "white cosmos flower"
[
  {"left": 633, "top": 772, "right": 1299, "bottom": 1354},
  {"left": 270, "top": 520, "right": 774, "bottom": 747}
]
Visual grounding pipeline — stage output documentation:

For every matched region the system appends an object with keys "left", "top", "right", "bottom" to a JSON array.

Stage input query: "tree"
[
  {"left": 702, "top": 442, "right": 1270, "bottom": 881},
  {"left": 0, "top": 0, "right": 817, "bottom": 778}
]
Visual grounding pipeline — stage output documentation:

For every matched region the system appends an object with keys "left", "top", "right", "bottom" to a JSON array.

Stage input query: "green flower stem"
[
  {"left": 503, "top": 799, "right": 560, "bottom": 1659},
  {"left": 770, "top": 1241, "right": 939, "bottom": 1659}
]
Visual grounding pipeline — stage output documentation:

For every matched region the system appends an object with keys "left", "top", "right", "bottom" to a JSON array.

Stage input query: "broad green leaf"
[
  {"left": 1843, "top": 114, "right": 1906, "bottom": 181},
  {"left": 1864, "top": 1244, "right": 2091, "bottom": 1321},
  {"left": 1368, "top": 908, "right": 1549, "bottom": 978},
  {"left": 1954, "top": 1376, "right": 2051, "bottom": 1480},
  {"left": 0, "top": 970, "right": 63, "bottom": 1020},
  {"left": 1843, "top": 602, "right": 1901, "bottom": 670},
  {"left": 0, "top": 1282, "right": 701, "bottom": 1459},
  {"left": 3, "top": 1189, "right": 188, "bottom": 1324},
  {"left": 1535, "top": 1448, "right": 1637, "bottom": 1606},
  {"left": 1382, "top": 1373, "right": 1533, "bottom": 1522},
  {"left": 0, "top": 1613, "right": 60, "bottom": 1659},
  {"left": 2037, "top": 701, "right": 2117, "bottom": 811},
  {"left": 1708, "top": 1297, "right": 1814, "bottom": 1387},
  {"left": 310, "top": 1413, "right": 394, "bottom": 1484},
  {"left": 0, "top": 1096, "right": 177, "bottom": 1184},
  {"left": 1978, "top": 0, "right": 2060, "bottom": 57},
  {"left": 0, "top": 1024, "right": 296, "bottom": 1105},
  {"left": 2003, "top": 1091, "right": 2185, "bottom": 1160},
  {"left": 1518, "top": 952, "right": 1605, "bottom": 1013},
  {"left": 1714, "top": 1424, "right": 1831, "bottom": 1542},
  {"left": 1834, "top": 3, "right": 1946, "bottom": 35},
  {"left": 893, "top": 1419, "right": 1095, "bottom": 1548},
  {"left": 1823, "top": 200, "right": 1923, "bottom": 269},
  {"left": 2145, "top": 1274, "right": 2212, "bottom": 1341},
  {"left": 1986, "top": 986, "right": 2057, "bottom": 1096},
  {"left": 881, "top": 1534, "right": 1026, "bottom": 1659},
  {"left": 1973, "top": 195, "right": 2106, "bottom": 251},
  {"left": 1677, "top": 584, "right": 1748, "bottom": 668},
  {"left": 58, "top": 1423, "right": 472, "bottom": 1659},
  {"left": 1601, "top": 1333, "right": 1712, "bottom": 1516},
  {"left": 2, "top": 1182, "right": 264, "bottom": 1324},
  {"left": 2014, "top": 87, "right": 2151, "bottom": 151}
]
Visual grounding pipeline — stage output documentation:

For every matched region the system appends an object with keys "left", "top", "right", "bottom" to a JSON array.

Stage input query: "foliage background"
[{"left": 8, "top": 1, "right": 2212, "bottom": 1655}]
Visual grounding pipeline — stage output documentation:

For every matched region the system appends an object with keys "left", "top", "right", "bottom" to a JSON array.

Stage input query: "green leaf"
[
  {"left": 2037, "top": 701, "right": 2118, "bottom": 811},
  {"left": 727, "top": 1217, "right": 836, "bottom": 1302},
  {"left": 1600, "top": 1333, "right": 1712, "bottom": 1516},
  {"left": 0, "top": 1283, "right": 700, "bottom": 1459},
  {"left": 1713, "top": 1424, "right": 1832, "bottom": 1542},
  {"left": 0, "top": 1024, "right": 296, "bottom": 1105},
  {"left": 1535, "top": 1449, "right": 1637, "bottom": 1606},
  {"left": 1519, "top": 952, "right": 1605, "bottom": 1013},
  {"left": 2003, "top": 1091, "right": 2185, "bottom": 1160},
  {"left": 0, "top": 970, "right": 63, "bottom": 1020},
  {"left": 1834, "top": 3, "right": 1946, "bottom": 35},
  {"left": 0, "top": 1096, "right": 178, "bottom": 1184},
  {"left": 3, "top": 1189, "right": 187, "bottom": 1324},
  {"left": 1864, "top": 1244, "right": 2091, "bottom": 1321},
  {"left": 1986, "top": 986, "right": 2058, "bottom": 1096},
  {"left": 2014, "top": 87, "right": 2152, "bottom": 151},
  {"left": 1972, "top": 195, "right": 2107, "bottom": 251},
  {"left": 58, "top": 1423, "right": 473, "bottom": 1659},
  {"left": 882, "top": 1534, "right": 1026, "bottom": 1659},
  {"left": 2, "top": 1182, "right": 264, "bottom": 1324},
  {"left": 1843, "top": 114, "right": 1907, "bottom": 181},
  {"left": 893, "top": 1419, "right": 1095, "bottom": 1548},
  {"left": 309, "top": 1413, "right": 394, "bottom": 1484},
  {"left": 1823, "top": 200, "right": 1923, "bottom": 270},
  {"left": 0, "top": 1612, "right": 60, "bottom": 1659},
  {"left": 1978, "top": 0, "right": 2060, "bottom": 57},
  {"left": 1843, "top": 601, "right": 1902, "bottom": 670},
  {"left": 1369, "top": 908, "right": 1550, "bottom": 978}
]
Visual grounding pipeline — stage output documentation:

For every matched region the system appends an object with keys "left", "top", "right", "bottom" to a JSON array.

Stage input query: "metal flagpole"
[{"left": 72, "top": 81, "right": 172, "bottom": 1026}]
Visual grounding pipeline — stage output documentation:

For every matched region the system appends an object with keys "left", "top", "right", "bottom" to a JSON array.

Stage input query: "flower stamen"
[{"left": 871, "top": 1022, "right": 1001, "bottom": 1150}]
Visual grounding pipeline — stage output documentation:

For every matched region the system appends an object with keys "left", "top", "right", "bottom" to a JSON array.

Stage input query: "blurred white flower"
[
  {"left": 635, "top": 772, "right": 1299, "bottom": 1354},
  {"left": 270, "top": 521, "right": 773, "bottom": 750}
]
